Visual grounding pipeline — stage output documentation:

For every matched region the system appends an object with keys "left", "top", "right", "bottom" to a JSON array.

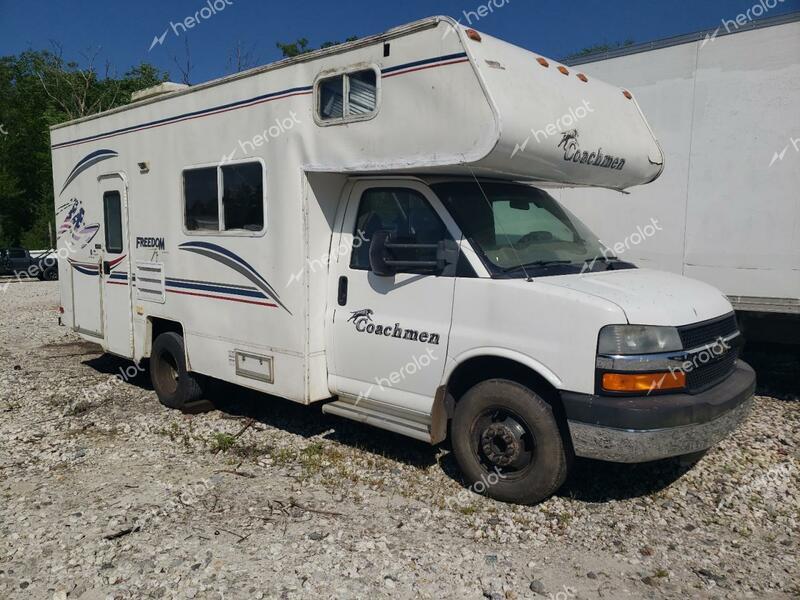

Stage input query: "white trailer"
[
  {"left": 50, "top": 16, "right": 755, "bottom": 504},
  {"left": 559, "top": 12, "right": 800, "bottom": 342}
]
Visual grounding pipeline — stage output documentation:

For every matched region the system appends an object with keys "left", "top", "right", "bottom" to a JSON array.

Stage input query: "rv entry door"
[
  {"left": 328, "top": 180, "right": 461, "bottom": 415},
  {"left": 99, "top": 173, "right": 134, "bottom": 358}
]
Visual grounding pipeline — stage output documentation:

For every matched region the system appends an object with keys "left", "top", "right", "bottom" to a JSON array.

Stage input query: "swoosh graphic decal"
[
  {"left": 178, "top": 242, "right": 291, "bottom": 314},
  {"left": 60, "top": 149, "right": 119, "bottom": 194}
]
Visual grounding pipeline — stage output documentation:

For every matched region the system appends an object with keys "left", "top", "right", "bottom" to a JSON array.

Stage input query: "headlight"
[{"left": 598, "top": 325, "right": 682, "bottom": 355}]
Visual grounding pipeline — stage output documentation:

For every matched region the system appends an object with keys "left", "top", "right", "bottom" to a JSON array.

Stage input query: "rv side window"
[
  {"left": 317, "top": 69, "right": 378, "bottom": 123},
  {"left": 184, "top": 167, "right": 220, "bottom": 232},
  {"left": 222, "top": 163, "right": 264, "bottom": 231},
  {"left": 103, "top": 191, "right": 124, "bottom": 254},
  {"left": 183, "top": 162, "right": 265, "bottom": 234}
]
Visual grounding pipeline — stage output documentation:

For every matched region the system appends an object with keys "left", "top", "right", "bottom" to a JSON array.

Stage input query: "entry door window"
[
  {"left": 103, "top": 191, "right": 123, "bottom": 254},
  {"left": 350, "top": 188, "right": 452, "bottom": 273}
]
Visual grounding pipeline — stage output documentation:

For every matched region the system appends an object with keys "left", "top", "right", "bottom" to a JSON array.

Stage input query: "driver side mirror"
[{"left": 369, "top": 230, "right": 458, "bottom": 277}]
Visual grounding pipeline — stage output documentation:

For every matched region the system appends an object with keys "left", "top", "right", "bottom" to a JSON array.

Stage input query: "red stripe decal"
[{"left": 167, "top": 288, "right": 277, "bottom": 307}]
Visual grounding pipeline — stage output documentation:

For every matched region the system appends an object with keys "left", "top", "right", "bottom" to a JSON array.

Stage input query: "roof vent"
[{"left": 131, "top": 82, "right": 189, "bottom": 103}]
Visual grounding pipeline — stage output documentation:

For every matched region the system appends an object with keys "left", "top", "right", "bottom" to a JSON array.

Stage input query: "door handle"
[{"left": 338, "top": 276, "right": 348, "bottom": 306}]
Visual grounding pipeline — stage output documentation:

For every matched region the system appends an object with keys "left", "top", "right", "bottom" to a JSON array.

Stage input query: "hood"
[{"left": 539, "top": 268, "right": 733, "bottom": 327}]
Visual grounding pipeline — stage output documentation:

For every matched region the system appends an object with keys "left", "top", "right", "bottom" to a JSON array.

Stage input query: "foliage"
[{"left": 0, "top": 48, "right": 168, "bottom": 247}]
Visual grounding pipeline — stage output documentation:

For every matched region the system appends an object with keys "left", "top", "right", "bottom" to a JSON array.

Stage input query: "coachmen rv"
[{"left": 50, "top": 16, "right": 755, "bottom": 504}]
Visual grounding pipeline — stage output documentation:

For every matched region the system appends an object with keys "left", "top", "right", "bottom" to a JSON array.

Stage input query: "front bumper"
[{"left": 561, "top": 361, "right": 756, "bottom": 463}]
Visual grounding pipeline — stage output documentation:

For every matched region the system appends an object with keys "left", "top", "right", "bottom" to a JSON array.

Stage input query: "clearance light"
[
  {"left": 466, "top": 29, "right": 482, "bottom": 42},
  {"left": 577, "top": 73, "right": 588, "bottom": 82},
  {"left": 623, "top": 90, "right": 633, "bottom": 99},
  {"left": 537, "top": 57, "right": 550, "bottom": 68},
  {"left": 602, "top": 371, "right": 686, "bottom": 393},
  {"left": 557, "top": 66, "right": 569, "bottom": 75}
]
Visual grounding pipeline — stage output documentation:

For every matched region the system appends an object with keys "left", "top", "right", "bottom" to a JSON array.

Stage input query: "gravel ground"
[{"left": 0, "top": 280, "right": 798, "bottom": 600}]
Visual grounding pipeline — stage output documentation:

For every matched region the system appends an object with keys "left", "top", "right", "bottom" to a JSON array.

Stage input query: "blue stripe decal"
[
  {"left": 382, "top": 52, "right": 468, "bottom": 74},
  {"left": 109, "top": 273, "right": 128, "bottom": 280},
  {"left": 51, "top": 53, "right": 470, "bottom": 150},
  {"left": 60, "top": 149, "right": 119, "bottom": 194},
  {"left": 73, "top": 265, "right": 99, "bottom": 276},
  {"left": 165, "top": 278, "right": 267, "bottom": 299}
]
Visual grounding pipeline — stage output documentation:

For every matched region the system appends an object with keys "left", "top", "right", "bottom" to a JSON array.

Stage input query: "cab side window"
[{"left": 350, "top": 188, "right": 452, "bottom": 273}]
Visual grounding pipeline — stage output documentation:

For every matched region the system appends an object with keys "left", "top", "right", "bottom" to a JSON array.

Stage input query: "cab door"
[
  {"left": 327, "top": 180, "right": 464, "bottom": 415},
  {"left": 99, "top": 174, "right": 134, "bottom": 358}
]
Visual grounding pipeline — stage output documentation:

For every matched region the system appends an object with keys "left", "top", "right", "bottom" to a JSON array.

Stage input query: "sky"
[{"left": 1, "top": 0, "right": 799, "bottom": 84}]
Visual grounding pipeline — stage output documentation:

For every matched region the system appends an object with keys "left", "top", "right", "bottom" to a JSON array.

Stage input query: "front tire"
[
  {"left": 150, "top": 332, "right": 204, "bottom": 410},
  {"left": 451, "top": 379, "right": 569, "bottom": 505}
]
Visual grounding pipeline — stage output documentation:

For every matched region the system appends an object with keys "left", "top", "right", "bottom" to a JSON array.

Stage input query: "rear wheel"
[
  {"left": 43, "top": 267, "right": 58, "bottom": 281},
  {"left": 150, "top": 332, "right": 204, "bottom": 410},
  {"left": 451, "top": 379, "right": 569, "bottom": 505}
]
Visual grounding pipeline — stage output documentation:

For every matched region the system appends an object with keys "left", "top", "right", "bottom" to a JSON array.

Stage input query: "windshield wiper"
[{"left": 500, "top": 260, "right": 576, "bottom": 273}]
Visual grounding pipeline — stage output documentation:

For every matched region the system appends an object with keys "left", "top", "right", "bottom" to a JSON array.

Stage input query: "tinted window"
[
  {"left": 351, "top": 188, "right": 451, "bottom": 272},
  {"left": 222, "top": 163, "right": 264, "bottom": 231},
  {"left": 8, "top": 248, "right": 26, "bottom": 259},
  {"left": 184, "top": 167, "right": 219, "bottom": 231},
  {"left": 103, "top": 191, "right": 124, "bottom": 254}
]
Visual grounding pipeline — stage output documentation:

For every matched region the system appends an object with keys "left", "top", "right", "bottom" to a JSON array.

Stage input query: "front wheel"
[
  {"left": 451, "top": 379, "right": 569, "bottom": 505},
  {"left": 150, "top": 332, "right": 205, "bottom": 410}
]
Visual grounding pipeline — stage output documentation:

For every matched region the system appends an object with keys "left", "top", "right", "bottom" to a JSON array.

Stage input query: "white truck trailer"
[
  {"left": 560, "top": 12, "right": 800, "bottom": 343},
  {"left": 50, "top": 16, "right": 754, "bottom": 504}
]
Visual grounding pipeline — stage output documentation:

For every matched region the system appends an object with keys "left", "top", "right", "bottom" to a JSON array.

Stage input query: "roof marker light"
[
  {"left": 577, "top": 73, "right": 588, "bottom": 82},
  {"left": 466, "top": 29, "right": 482, "bottom": 42},
  {"left": 536, "top": 57, "right": 549, "bottom": 68},
  {"left": 557, "top": 66, "right": 569, "bottom": 75},
  {"left": 623, "top": 90, "right": 633, "bottom": 99}
]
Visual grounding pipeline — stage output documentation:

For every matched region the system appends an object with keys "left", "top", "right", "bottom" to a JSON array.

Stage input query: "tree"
[
  {"left": 227, "top": 41, "right": 259, "bottom": 74},
  {"left": 0, "top": 48, "right": 168, "bottom": 247}
]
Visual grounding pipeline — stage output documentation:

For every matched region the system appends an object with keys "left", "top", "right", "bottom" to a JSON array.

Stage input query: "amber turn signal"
[
  {"left": 466, "top": 29, "right": 482, "bottom": 42},
  {"left": 602, "top": 371, "right": 686, "bottom": 393}
]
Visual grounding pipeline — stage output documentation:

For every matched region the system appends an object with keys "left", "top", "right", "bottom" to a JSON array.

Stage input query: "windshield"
[{"left": 432, "top": 181, "right": 628, "bottom": 277}]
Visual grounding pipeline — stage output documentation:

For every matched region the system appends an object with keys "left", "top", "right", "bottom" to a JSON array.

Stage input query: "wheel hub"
[{"left": 480, "top": 420, "right": 525, "bottom": 467}]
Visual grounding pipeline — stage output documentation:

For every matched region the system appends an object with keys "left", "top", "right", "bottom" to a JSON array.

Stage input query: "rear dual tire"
[
  {"left": 451, "top": 379, "right": 569, "bottom": 505},
  {"left": 150, "top": 332, "right": 205, "bottom": 410}
]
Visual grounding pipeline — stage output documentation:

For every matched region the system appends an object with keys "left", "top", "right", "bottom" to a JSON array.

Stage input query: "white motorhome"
[
  {"left": 559, "top": 12, "right": 800, "bottom": 343},
  {"left": 50, "top": 16, "right": 755, "bottom": 504}
]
